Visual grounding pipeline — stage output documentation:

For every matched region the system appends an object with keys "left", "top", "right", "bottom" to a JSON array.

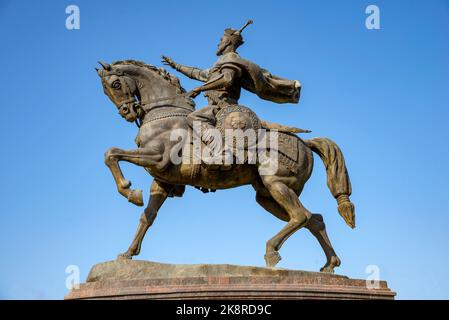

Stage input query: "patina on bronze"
[{"left": 96, "top": 21, "right": 355, "bottom": 273}]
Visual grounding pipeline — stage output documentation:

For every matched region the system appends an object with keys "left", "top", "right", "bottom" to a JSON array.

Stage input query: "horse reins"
[{"left": 113, "top": 72, "right": 194, "bottom": 128}]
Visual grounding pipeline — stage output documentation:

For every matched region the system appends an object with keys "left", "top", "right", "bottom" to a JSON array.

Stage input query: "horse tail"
[{"left": 305, "top": 137, "right": 356, "bottom": 228}]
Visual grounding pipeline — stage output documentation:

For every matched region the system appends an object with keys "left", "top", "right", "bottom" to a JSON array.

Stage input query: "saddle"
[{"left": 189, "top": 104, "right": 309, "bottom": 171}]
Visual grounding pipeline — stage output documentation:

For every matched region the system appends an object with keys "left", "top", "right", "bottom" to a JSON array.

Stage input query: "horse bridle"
[
  {"left": 104, "top": 69, "right": 194, "bottom": 128},
  {"left": 101, "top": 70, "right": 140, "bottom": 122}
]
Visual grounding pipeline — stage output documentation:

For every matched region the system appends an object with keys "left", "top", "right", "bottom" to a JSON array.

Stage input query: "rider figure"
[{"left": 162, "top": 20, "right": 303, "bottom": 145}]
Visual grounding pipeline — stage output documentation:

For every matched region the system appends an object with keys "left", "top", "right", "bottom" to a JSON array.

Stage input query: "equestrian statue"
[{"left": 96, "top": 20, "right": 355, "bottom": 272}]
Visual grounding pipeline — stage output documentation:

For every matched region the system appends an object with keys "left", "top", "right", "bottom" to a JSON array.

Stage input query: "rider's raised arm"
[
  {"left": 175, "top": 63, "right": 209, "bottom": 82},
  {"left": 185, "top": 66, "right": 209, "bottom": 82},
  {"left": 161, "top": 55, "right": 209, "bottom": 82}
]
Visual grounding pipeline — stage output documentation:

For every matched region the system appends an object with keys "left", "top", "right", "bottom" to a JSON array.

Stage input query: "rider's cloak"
[{"left": 214, "top": 52, "right": 300, "bottom": 104}]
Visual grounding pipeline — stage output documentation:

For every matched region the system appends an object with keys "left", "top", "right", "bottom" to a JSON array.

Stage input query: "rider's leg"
[
  {"left": 187, "top": 106, "right": 220, "bottom": 146},
  {"left": 186, "top": 105, "right": 217, "bottom": 128},
  {"left": 187, "top": 105, "right": 226, "bottom": 168}
]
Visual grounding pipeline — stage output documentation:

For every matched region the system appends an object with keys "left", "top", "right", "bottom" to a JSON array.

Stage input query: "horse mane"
[{"left": 111, "top": 60, "right": 187, "bottom": 94}]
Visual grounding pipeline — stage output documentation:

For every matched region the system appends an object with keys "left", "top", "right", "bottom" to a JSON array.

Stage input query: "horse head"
[
  {"left": 96, "top": 60, "right": 194, "bottom": 124},
  {"left": 96, "top": 61, "right": 144, "bottom": 123}
]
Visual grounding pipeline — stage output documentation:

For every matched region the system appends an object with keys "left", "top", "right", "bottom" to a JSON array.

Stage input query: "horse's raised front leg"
[
  {"left": 104, "top": 146, "right": 163, "bottom": 206},
  {"left": 118, "top": 180, "right": 171, "bottom": 260}
]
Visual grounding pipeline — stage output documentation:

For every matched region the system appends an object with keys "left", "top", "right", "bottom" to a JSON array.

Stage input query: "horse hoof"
[
  {"left": 117, "top": 252, "right": 133, "bottom": 260},
  {"left": 319, "top": 256, "right": 341, "bottom": 273},
  {"left": 128, "top": 189, "right": 143, "bottom": 206},
  {"left": 264, "top": 251, "right": 281, "bottom": 269},
  {"left": 320, "top": 266, "right": 335, "bottom": 274}
]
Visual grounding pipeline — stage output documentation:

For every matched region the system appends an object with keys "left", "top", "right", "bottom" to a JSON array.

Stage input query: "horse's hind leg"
[
  {"left": 305, "top": 214, "right": 341, "bottom": 273},
  {"left": 118, "top": 180, "right": 170, "bottom": 259},
  {"left": 254, "top": 182, "right": 340, "bottom": 272},
  {"left": 259, "top": 176, "right": 311, "bottom": 268},
  {"left": 256, "top": 193, "right": 289, "bottom": 222}
]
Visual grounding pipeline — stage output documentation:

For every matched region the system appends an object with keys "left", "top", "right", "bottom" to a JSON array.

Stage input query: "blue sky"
[{"left": 0, "top": 0, "right": 448, "bottom": 299}]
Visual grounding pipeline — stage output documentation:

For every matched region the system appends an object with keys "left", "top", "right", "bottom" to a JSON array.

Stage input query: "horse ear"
[
  {"left": 95, "top": 67, "right": 104, "bottom": 77},
  {"left": 98, "top": 61, "right": 112, "bottom": 71}
]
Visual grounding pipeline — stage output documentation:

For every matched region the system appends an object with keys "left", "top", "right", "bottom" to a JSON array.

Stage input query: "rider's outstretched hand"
[{"left": 161, "top": 55, "right": 178, "bottom": 70}]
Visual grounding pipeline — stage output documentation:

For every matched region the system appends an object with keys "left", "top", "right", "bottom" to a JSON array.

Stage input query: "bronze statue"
[{"left": 96, "top": 21, "right": 355, "bottom": 273}]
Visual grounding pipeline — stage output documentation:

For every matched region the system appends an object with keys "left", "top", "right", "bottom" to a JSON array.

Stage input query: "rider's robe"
[{"left": 215, "top": 52, "right": 300, "bottom": 104}]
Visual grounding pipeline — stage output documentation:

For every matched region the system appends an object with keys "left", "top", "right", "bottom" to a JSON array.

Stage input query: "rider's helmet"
[{"left": 223, "top": 20, "right": 253, "bottom": 50}]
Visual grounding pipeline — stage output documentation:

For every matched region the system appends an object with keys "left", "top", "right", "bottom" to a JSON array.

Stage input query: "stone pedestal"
[{"left": 65, "top": 260, "right": 395, "bottom": 300}]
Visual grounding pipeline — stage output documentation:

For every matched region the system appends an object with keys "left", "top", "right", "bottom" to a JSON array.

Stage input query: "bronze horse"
[{"left": 96, "top": 60, "right": 355, "bottom": 272}]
